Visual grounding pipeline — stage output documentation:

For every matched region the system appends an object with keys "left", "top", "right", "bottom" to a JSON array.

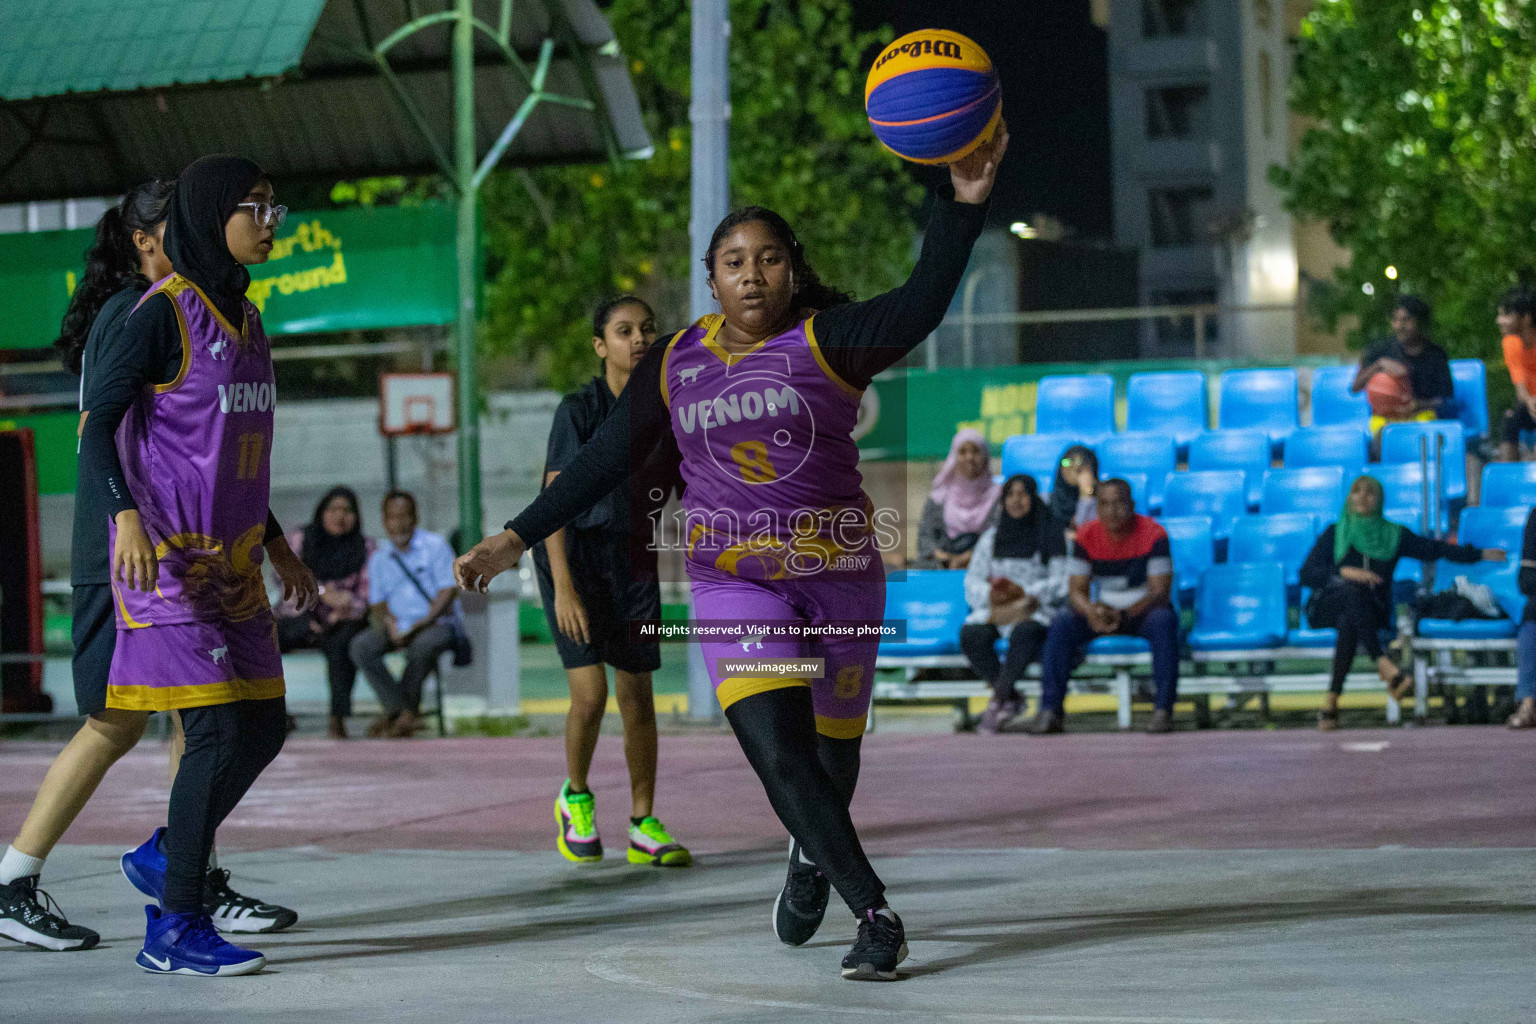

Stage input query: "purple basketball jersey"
[
  {"left": 661, "top": 314, "right": 876, "bottom": 579},
  {"left": 108, "top": 275, "right": 275, "bottom": 628}
]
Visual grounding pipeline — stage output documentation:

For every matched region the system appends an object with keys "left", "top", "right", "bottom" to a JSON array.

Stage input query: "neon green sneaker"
[
  {"left": 555, "top": 781, "right": 602, "bottom": 863},
  {"left": 627, "top": 816, "right": 691, "bottom": 867}
]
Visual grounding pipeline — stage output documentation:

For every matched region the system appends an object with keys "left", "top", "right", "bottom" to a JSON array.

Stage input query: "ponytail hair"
[
  {"left": 704, "top": 206, "right": 853, "bottom": 312},
  {"left": 55, "top": 178, "right": 176, "bottom": 374}
]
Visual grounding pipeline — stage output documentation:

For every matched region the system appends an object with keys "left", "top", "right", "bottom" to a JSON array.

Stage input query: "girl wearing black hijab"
[
  {"left": 959, "top": 475, "right": 1070, "bottom": 733},
  {"left": 78, "top": 155, "right": 316, "bottom": 976},
  {"left": 275, "top": 487, "right": 375, "bottom": 738}
]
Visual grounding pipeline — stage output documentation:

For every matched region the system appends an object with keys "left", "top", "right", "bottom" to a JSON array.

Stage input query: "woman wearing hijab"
[
  {"left": 1049, "top": 444, "right": 1099, "bottom": 529},
  {"left": 959, "top": 475, "right": 1069, "bottom": 734},
  {"left": 1299, "top": 475, "right": 1503, "bottom": 731},
  {"left": 916, "top": 428, "right": 1000, "bottom": 569},
  {"left": 275, "top": 487, "right": 374, "bottom": 739},
  {"left": 77, "top": 155, "right": 317, "bottom": 976}
]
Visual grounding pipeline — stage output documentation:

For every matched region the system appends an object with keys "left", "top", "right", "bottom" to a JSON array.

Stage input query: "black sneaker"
[
  {"left": 841, "top": 907, "right": 907, "bottom": 981},
  {"left": 773, "top": 843, "right": 830, "bottom": 946},
  {"left": 204, "top": 869, "right": 298, "bottom": 934},
  {"left": 0, "top": 875, "right": 99, "bottom": 951}
]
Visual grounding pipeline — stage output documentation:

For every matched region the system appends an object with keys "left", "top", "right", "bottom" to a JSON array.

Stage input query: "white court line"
[
  {"left": 586, "top": 945, "right": 1332, "bottom": 1024},
  {"left": 1340, "top": 741, "right": 1390, "bottom": 752}
]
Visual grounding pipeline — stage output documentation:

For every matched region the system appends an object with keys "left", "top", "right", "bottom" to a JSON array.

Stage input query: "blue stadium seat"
[
  {"left": 1380, "top": 420, "right": 1467, "bottom": 502},
  {"left": 1035, "top": 374, "right": 1115, "bottom": 441},
  {"left": 1087, "top": 635, "right": 1152, "bottom": 656},
  {"left": 1284, "top": 425, "right": 1367, "bottom": 482},
  {"left": 1096, "top": 433, "right": 1176, "bottom": 511},
  {"left": 1189, "top": 429, "right": 1270, "bottom": 508},
  {"left": 1187, "top": 562, "right": 1288, "bottom": 651},
  {"left": 1155, "top": 515, "right": 1215, "bottom": 600},
  {"left": 1125, "top": 371, "right": 1207, "bottom": 450},
  {"left": 1417, "top": 561, "right": 1519, "bottom": 639},
  {"left": 878, "top": 570, "right": 968, "bottom": 657},
  {"left": 1458, "top": 504, "right": 1530, "bottom": 557},
  {"left": 1261, "top": 466, "right": 1345, "bottom": 520},
  {"left": 1287, "top": 589, "right": 1336, "bottom": 648},
  {"left": 1450, "top": 358, "right": 1490, "bottom": 442},
  {"left": 1218, "top": 368, "right": 1299, "bottom": 449},
  {"left": 1367, "top": 462, "right": 1446, "bottom": 533},
  {"left": 1000, "top": 434, "right": 1073, "bottom": 492},
  {"left": 1229, "top": 513, "right": 1316, "bottom": 587},
  {"left": 1309, "top": 365, "right": 1369, "bottom": 430},
  {"left": 1162, "top": 470, "right": 1247, "bottom": 541},
  {"left": 1481, "top": 462, "right": 1536, "bottom": 509},
  {"left": 1384, "top": 508, "right": 1426, "bottom": 592},
  {"left": 1117, "top": 472, "right": 1150, "bottom": 515}
]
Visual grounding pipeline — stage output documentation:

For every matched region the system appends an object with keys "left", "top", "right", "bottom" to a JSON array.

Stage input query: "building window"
[
  {"left": 1148, "top": 186, "right": 1214, "bottom": 247},
  {"left": 1143, "top": 0, "right": 1206, "bottom": 37},
  {"left": 1145, "top": 86, "right": 1211, "bottom": 139},
  {"left": 1149, "top": 288, "right": 1220, "bottom": 352},
  {"left": 1258, "top": 50, "right": 1273, "bottom": 138}
]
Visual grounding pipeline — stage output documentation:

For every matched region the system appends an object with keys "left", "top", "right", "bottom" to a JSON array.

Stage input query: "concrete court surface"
[{"left": 4, "top": 727, "right": 1536, "bottom": 1022}]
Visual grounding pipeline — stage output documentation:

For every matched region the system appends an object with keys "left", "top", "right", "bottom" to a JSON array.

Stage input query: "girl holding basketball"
[{"left": 459, "top": 120, "right": 1008, "bottom": 980}]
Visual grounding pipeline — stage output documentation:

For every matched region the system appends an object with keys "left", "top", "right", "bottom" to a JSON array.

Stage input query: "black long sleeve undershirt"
[
  {"left": 508, "top": 193, "right": 988, "bottom": 547},
  {"left": 78, "top": 290, "right": 283, "bottom": 543}
]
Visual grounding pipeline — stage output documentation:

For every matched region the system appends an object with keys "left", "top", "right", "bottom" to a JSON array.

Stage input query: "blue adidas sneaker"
[
  {"left": 136, "top": 905, "right": 266, "bottom": 977},
  {"left": 121, "top": 827, "right": 167, "bottom": 901}
]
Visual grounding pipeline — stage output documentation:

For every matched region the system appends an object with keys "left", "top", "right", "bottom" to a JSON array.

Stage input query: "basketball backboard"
[{"left": 380, "top": 373, "right": 455, "bottom": 436}]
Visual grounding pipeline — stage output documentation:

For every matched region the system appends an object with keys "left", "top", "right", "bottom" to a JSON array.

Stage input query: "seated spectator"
[
  {"left": 1498, "top": 287, "right": 1536, "bottom": 462},
  {"left": 274, "top": 487, "right": 374, "bottom": 739},
  {"left": 1049, "top": 444, "right": 1099, "bottom": 531},
  {"left": 1031, "top": 479, "right": 1180, "bottom": 735},
  {"left": 916, "top": 428, "right": 998, "bottom": 569},
  {"left": 1508, "top": 506, "right": 1536, "bottom": 728},
  {"left": 1351, "top": 295, "right": 1455, "bottom": 437},
  {"left": 1301, "top": 475, "right": 1503, "bottom": 732},
  {"left": 960, "top": 475, "right": 1069, "bottom": 734},
  {"left": 349, "top": 490, "right": 460, "bottom": 738}
]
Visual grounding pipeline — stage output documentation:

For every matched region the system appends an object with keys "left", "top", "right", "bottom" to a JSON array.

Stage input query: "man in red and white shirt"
[{"left": 1030, "top": 478, "right": 1180, "bottom": 734}]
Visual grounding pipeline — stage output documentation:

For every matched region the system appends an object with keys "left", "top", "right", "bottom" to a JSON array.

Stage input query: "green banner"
[
  {"left": 0, "top": 412, "right": 80, "bottom": 494},
  {"left": 857, "top": 358, "right": 1347, "bottom": 461},
  {"left": 0, "top": 202, "right": 456, "bottom": 350}
]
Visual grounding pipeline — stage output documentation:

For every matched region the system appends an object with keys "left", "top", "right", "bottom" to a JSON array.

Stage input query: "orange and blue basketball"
[{"left": 864, "top": 29, "right": 1001, "bottom": 165}]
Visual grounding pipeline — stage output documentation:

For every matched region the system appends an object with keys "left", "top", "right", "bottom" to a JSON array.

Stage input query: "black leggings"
[
  {"left": 277, "top": 616, "right": 368, "bottom": 718},
  {"left": 959, "top": 620, "right": 1049, "bottom": 702},
  {"left": 725, "top": 687, "right": 884, "bottom": 915},
  {"left": 1311, "top": 585, "right": 1387, "bottom": 695},
  {"left": 163, "top": 697, "right": 287, "bottom": 914}
]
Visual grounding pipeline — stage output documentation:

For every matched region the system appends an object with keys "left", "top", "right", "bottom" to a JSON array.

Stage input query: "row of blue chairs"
[{"left": 1030, "top": 362, "right": 1490, "bottom": 449}]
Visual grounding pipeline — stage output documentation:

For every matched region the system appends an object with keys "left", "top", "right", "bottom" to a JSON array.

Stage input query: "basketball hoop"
[{"left": 380, "top": 373, "right": 456, "bottom": 436}]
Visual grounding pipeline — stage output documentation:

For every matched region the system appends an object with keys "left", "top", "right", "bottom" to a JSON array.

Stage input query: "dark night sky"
[{"left": 850, "top": 0, "right": 1113, "bottom": 240}]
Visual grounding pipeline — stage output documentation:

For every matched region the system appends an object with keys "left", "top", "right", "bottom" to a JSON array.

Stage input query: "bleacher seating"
[
  {"left": 1125, "top": 371, "right": 1207, "bottom": 449},
  {"left": 1218, "top": 368, "right": 1299, "bottom": 450},
  {"left": 1229, "top": 513, "right": 1316, "bottom": 587},
  {"left": 1284, "top": 426, "right": 1367, "bottom": 481},
  {"left": 1186, "top": 562, "right": 1288, "bottom": 651},
  {"left": 1459, "top": 504, "right": 1530, "bottom": 556},
  {"left": 1000, "top": 434, "right": 1073, "bottom": 493},
  {"left": 1287, "top": 589, "right": 1336, "bottom": 648},
  {"left": 877, "top": 571, "right": 967, "bottom": 658},
  {"left": 1380, "top": 420, "right": 1467, "bottom": 502},
  {"left": 1156, "top": 515, "right": 1214, "bottom": 600},
  {"left": 1384, "top": 508, "right": 1425, "bottom": 591},
  {"left": 1163, "top": 470, "right": 1246, "bottom": 541},
  {"left": 1261, "top": 466, "right": 1345, "bottom": 520},
  {"left": 1189, "top": 429, "right": 1270, "bottom": 508},
  {"left": 1450, "top": 358, "right": 1490, "bottom": 442},
  {"left": 1309, "top": 365, "right": 1369, "bottom": 431},
  {"left": 1417, "top": 560, "right": 1519, "bottom": 640},
  {"left": 1096, "top": 433, "right": 1176, "bottom": 512},
  {"left": 1035, "top": 374, "right": 1115, "bottom": 441},
  {"left": 1481, "top": 462, "right": 1536, "bottom": 509},
  {"left": 1366, "top": 462, "right": 1444, "bottom": 532}
]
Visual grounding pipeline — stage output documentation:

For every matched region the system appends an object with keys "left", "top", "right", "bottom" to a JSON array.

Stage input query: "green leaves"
[
  {"left": 478, "top": 0, "right": 923, "bottom": 389},
  {"left": 1280, "top": 0, "right": 1536, "bottom": 357}
]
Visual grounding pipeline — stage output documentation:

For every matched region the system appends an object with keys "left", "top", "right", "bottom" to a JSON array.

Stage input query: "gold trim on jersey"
[
  {"left": 803, "top": 314, "right": 863, "bottom": 400},
  {"left": 172, "top": 275, "right": 249, "bottom": 346},
  {"left": 107, "top": 676, "right": 285, "bottom": 712},
  {"left": 110, "top": 579, "right": 154, "bottom": 629},
  {"left": 814, "top": 714, "right": 868, "bottom": 739},
  {"left": 715, "top": 675, "right": 809, "bottom": 710},
  {"left": 151, "top": 290, "right": 193, "bottom": 394},
  {"left": 698, "top": 314, "right": 772, "bottom": 366},
  {"left": 658, "top": 328, "right": 688, "bottom": 409}
]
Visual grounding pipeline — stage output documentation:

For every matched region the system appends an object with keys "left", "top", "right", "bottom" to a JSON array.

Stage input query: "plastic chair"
[
  {"left": 1380, "top": 420, "right": 1467, "bottom": 502},
  {"left": 1418, "top": 560, "right": 1518, "bottom": 639},
  {"left": 1261, "top": 466, "right": 1345, "bottom": 520},
  {"left": 878, "top": 570, "right": 969, "bottom": 657},
  {"left": 1283, "top": 425, "right": 1368, "bottom": 482},
  {"left": 1035, "top": 374, "right": 1115, "bottom": 441},
  {"left": 1162, "top": 470, "right": 1247, "bottom": 541},
  {"left": 1218, "top": 368, "right": 1299, "bottom": 450},
  {"left": 1481, "top": 462, "right": 1536, "bottom": 509},
  {"left": 1096, "top": 433, "right": 1176, "bottom": 512},
  {"left": 1125, "top": 371, "right": 1208, "bottom": 450},
  {"left": 1384, "top": 507, "right": 1426, "bottom": 593},
  {"left": 1450, "top": 358, "right": 1490, "bottom": 442},
  {"left": 1229, "top": 513, "right": 1316, "bottom": 587},
  {"left": 1287, "top": 588, "right": 1336, "bottom": 648},
  {"left": 1366, "top": 462, "right": 1446, "bottom": 533},
  {"left": 1458, "top": 504, "right": 1530, "bottom": 558},
  {"left": 1186, "top": 562, "right": 1288, "bottom": 651},
  {"left": 1309, "top": 365, "right": 1369, "bottom": 430},
  {"left": 1189, "top": 429, "right": 1270, "bottom": 508},
  {"left": 1000, "top": 434, "right": 1074, "bottom": 492},
  {"left": 1155, "top": 515, "right": 1215, "bottom": 600}
]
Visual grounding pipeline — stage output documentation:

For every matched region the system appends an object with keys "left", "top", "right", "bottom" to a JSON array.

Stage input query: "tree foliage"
[
  {"left": 479, "top": 0, "right": 925, "bottom": 389},
  {"left": 1275, "top": 0, "right": 1536, "bottom": 356}
]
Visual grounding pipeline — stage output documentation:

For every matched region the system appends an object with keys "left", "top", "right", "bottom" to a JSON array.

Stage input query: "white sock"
[{"left": 0, "top": 845, "right": 45, "bottom": 885}]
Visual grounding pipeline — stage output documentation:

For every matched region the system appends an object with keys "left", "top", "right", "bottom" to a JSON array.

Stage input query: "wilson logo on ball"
[{"left": 865, "top": 28, "right": 1001, "bottom": 166}]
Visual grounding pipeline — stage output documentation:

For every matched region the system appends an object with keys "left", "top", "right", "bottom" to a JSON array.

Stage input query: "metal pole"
[
  {"left": 453, "top": 0, "right": 482, "bottom": 545},
  {"left": 960, "top": 268, "right": 986, "bottom": 369},
  {"left": 1193, "top": 312, "right": 1206, "bottom": 359},
  {"left": 687, "top": 0, "right": 730, "bottom": 722}
]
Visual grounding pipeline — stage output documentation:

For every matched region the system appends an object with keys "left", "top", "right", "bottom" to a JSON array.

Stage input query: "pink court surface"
[{"left": 6, "top": 727, "right": 1536, "bottom": 1022}]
